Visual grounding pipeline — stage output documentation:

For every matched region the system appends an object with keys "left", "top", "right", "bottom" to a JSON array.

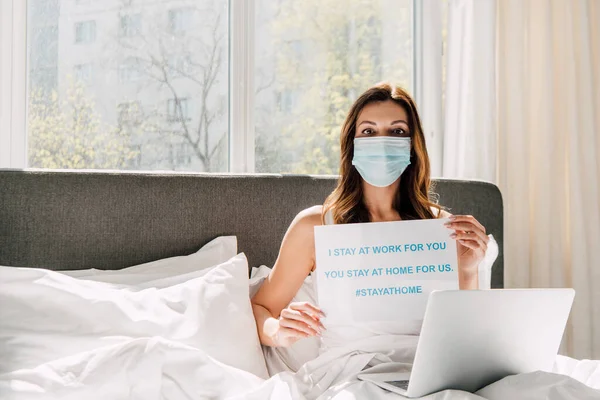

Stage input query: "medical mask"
[{"left": 351, "top": 137, "right": 412, "bottom": 187}]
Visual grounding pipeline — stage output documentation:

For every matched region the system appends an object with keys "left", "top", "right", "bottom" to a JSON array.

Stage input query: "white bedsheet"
[
  {"left": 1, "top": 336, "right": 598, "bottom": 400},
  {"left": 1, "top": 252, "right": 598, "bottom": 400}
]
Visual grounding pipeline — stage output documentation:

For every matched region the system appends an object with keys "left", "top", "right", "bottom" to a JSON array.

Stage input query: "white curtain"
[
  {"left": 444, "top": 0, "right": 600, "bottom": 360},
  {"left": 442, "top": 0, "right": 496, "bottom": 181}
]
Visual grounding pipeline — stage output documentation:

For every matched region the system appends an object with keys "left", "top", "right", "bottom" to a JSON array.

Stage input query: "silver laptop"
[{"left": 358, "top": 288, "right": 575, "bottom": 398}]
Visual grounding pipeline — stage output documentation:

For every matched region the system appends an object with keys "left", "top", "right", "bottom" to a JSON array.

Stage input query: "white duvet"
[
  {"left": 1, "top": 336, "right": 599, "bottom": 400},
  {"left": 1, "top": 239, "right": 599, "bottom": 400}
]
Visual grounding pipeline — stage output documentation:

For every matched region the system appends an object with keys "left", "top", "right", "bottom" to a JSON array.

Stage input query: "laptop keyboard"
[{"left": 388, "top": 380, "right": 409, "bottom": 390}]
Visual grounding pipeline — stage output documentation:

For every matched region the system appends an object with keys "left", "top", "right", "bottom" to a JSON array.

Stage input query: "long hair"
[{"left": 323, "top": 82, "right": 441, "bottom": 224}]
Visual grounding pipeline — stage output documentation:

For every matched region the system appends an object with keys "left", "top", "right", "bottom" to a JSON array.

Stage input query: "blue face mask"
[{"left": 351, "top": 137, "right": 412, "bottom": 187}]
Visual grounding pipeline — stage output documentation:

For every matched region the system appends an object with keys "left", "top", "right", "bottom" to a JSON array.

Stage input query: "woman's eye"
[
  {"left": 362, "top": 128, "right": 375, "bottom": 135},
  {"left": 393, "top": 128, "right": 407, "bottom": 135}
]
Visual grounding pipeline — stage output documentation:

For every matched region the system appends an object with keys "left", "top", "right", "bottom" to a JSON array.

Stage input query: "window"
[
  {"left": 254, "top": 0, "right": 414, "bottom": 174},
  {"left": 74, "top": 63, "right": 93, "bottom": 84},
  {"left": 4, "top": 1, "right": 442, "bottom": 173},
  {"left": 19, "top": 1, "right": 228, "bottom": 172},
  {"left": 167, "top": 98, "right": 190, "bottom": 122},
  {"left": 117, "top": 101, "right": 142, "bottom": 125},
  {"left": 75, "top": 20, "right": 96, "bottom": 44},
  {"left": 120, "top": 14, "right": 141, "bottom": 37},
  {"left": 119, "top": 58, "right": 142, "bottom": 82},
  {"left": 169, "top": 8, "right": 192, "bottom": 35},
  {"left": 275, "top": 90, "right": 298, "bottom": 113}
]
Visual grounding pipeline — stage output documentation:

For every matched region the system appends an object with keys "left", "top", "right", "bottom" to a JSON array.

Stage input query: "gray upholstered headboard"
[{"left": 0, "top": 169, "right": 504, "bottom": 288}]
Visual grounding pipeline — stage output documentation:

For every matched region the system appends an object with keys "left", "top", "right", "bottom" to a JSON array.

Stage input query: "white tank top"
[{"left": 323, "top": 209, "right": 335, "bottom": 226}]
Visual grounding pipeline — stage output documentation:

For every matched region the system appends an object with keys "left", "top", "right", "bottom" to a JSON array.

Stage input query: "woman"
[{"left": 252, "top": 83, "right": 490, "bottom": 349}]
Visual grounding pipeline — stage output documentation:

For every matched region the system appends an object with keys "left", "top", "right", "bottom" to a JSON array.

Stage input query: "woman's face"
[{"left": 354, "top": 100, "right": 411, "bottom": 139}]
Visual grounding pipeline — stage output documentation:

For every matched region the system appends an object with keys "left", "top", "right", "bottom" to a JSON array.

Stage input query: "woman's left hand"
[{"left": 445, "top": 215, "right": 489, "bottom": 278}]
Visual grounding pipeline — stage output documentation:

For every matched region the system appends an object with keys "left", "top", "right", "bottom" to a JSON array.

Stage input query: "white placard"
[{"left": 314, "top": 218, "right": 458, "bottom": 325}]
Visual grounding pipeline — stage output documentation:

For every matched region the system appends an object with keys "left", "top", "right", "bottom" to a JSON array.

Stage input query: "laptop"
[{"left": 357, "top": 288, "right": 575, "bottom": 398}]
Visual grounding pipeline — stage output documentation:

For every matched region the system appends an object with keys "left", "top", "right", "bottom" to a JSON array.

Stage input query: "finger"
[
  {"left": 282, "top": 308, "right": 323, "bottom": 329},
  {"left": 447, "top": 223, "right": 488, "bottom": 242},
  {"left": 280, "top": 319, "right": 318, "bottom": 336},
  {"left": 457, "top": 237, "right": 487, "bottom": 254},
  {"left": 278, "top": 327, "right": 310, "bottom": 340},
  {"left": 451, "top": 230, "right": 487, "bottom": 244},
  {"left": 289, "top": 302, "right": 326, "bottom": 318},
  {"left": 450, "top": 231, "right": 488, "bottom": 247},
  {"left": 281, "top": 309, "right": 324, "bottom": 332},
  {"left": 289, "top": 304, "right": 326, "bottom": 328},
  {"left": 458, "top": 240, "right": 487, "bottom": 259},
  {"left": 449, "top": 215, "right": 486, "bottom": 234},
  {"left": 279, "top": 318, "right": 319, "bottom": 336},
  {"left": 444, "top": 221, "right": 481, "bottom": 233},
  {"left": 453, "top": 231, "right": 487, "bottom": 247}
]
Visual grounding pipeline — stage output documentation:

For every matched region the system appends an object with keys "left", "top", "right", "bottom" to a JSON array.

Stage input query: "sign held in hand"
[{"left": 314, "top": 218, "right": 458, "bottom": 325}]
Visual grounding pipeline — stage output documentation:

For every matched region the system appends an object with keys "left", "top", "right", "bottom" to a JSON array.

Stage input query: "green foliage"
[
  {"left": 27, "top": 0, "right": 412, "bottom": 173},
  {"left": 28, "top": 79, "right": 140, "bottom": 169},
  {"left": 256, "top": 0, "right": 413, "bottom": 174}
]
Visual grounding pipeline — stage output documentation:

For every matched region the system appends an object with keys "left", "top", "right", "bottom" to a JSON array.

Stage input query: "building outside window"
[{"left": 12, "top": 0, "right": 433, "bottom": 174}]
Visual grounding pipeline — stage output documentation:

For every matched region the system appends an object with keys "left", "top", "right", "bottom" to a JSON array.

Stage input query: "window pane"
[
  {"left": 120, "top": 14, "right": 142, "bottom": 37},
  {"left": 254, "top": 0, "right": 414, "bottom": 174},
  {"left": 27, "top": 0, "right": 229, "bottom": 172}
]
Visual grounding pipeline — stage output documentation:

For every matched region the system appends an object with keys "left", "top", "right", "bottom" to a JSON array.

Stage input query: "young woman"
[{"left": 252, "top": 83, "right": 490, "bottom": 349}]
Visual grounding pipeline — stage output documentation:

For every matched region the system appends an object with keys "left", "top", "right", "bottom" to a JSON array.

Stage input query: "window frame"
[
  {"left": 0, "top": 0, "right": 27, "bottom": 168},
  {"left": 229, "top": 0, "right": 255, "bottom": 173},
  {"left": 1, "top": 0, "right": 443, "bottom": 174}
]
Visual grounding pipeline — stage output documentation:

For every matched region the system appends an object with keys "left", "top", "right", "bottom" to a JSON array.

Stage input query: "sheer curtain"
[
  {"left": 442, "top": 0, "right": 496, "bottom": 181},
  {"left": 444, "top": 0, "right": 600, "bottom": 359}
]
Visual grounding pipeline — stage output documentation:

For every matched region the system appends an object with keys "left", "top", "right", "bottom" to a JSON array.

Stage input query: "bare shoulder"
[
  {"left": 284, "top": 206, "right": 323, "bottom": 246},
  {"left": 279, "top": 205, "right": 322, "bottom": 269},
  {"left": 292, "top": 205, "right": 323, "bottom": 228}
]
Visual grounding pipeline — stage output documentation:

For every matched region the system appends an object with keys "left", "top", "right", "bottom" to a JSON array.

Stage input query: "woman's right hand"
[{"left": 273, "top": 302, "right": 326, "bottom": 347}]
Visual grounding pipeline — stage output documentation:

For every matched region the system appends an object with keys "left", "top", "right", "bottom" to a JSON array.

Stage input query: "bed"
[{"left": 0, "top": 169, "right": 598, "bottom": 400}]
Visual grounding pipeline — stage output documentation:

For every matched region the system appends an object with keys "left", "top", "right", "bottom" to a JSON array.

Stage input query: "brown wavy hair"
[{"left": 323, "top": 82, "right": 441, "bottom": 224}]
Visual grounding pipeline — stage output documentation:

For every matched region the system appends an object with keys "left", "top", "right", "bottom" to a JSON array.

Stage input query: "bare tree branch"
[{"left": 112, "top": 3, "right": 227, "bottom": 171}]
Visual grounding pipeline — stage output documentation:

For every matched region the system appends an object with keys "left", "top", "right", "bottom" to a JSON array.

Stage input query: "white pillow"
[
  {"left": 61, "top": 236, "right": 237, "bottom": 287},
  {"left": 0, "top": 253, "right": 269, "bottom": 379}
]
